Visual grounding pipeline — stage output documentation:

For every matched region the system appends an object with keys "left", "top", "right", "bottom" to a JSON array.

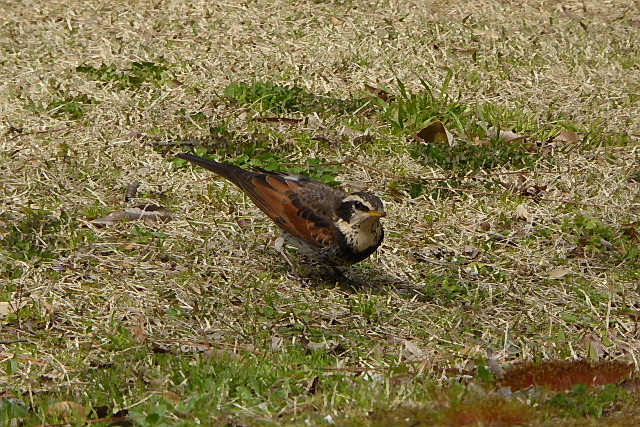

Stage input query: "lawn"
[{"left": 1, "top": 0, "right": 639, "bottom": 426}]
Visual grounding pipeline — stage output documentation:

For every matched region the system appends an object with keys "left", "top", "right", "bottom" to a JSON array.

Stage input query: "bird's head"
[{"left": 336, "top": 192, "right": 386, "bottom": 227}]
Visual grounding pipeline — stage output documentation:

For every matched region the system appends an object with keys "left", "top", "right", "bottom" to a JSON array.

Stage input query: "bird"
[{"left": 176, "top": 153, "right": 386, "bottom": 269}]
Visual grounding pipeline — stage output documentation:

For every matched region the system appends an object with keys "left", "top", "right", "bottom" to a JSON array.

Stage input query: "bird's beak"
[{"left": 367, "top": 210, "right": 386, "bottom": 218}]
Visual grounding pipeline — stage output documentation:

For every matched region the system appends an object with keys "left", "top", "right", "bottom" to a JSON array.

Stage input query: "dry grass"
[{"left": 1, "top": 0, "right": 639, "bottom": 425}]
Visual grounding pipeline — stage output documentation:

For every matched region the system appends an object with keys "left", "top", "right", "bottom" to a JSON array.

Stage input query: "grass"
[
  {"left": 76, "top": 61, "right": 175, "bottom": 90},
  {"left": 1, "top": 0, "right": 639, "bottom": 426}
]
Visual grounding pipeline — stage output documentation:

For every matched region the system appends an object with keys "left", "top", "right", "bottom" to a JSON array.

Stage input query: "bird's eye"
[{"left": 353, "top": 201, "right": 367, "bottom": 211}]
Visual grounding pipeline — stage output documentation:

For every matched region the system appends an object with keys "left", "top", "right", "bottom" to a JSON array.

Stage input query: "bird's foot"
[{"left": 324, "top": 266, "right": 370, "bottom": 289}]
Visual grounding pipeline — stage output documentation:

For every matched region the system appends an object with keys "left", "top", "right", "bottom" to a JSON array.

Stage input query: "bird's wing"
[{"left": 237, "top": 173, "right": 344, "bottom": 248}]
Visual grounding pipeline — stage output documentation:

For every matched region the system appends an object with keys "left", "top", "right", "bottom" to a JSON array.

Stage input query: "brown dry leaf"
[
  {"left": 92, "top": 204, "right": 174, "bottom": 226},
  {"left": 555, "top": 129, "right": 581, "bottom": 143},
  {"left": 40, "top": 371, "right": 66, "bottom": 383},
  {"left": 130, "top": 323, "right": 147, "bottom": 343},
  {"left": 306, "top": 376, "right": 320, "bottom": 395},
  {"left": 515, "top": 204, "right": 531, "bottom": 221},
  {"left": 416, "top": 120, "right": 453, "bottom": 145},
  {"left": 331, "top": 16, "right": 344, "bottom": 27},
  {"left": 487, "top": 127, "right": 527, "bottom": 143},
  {"left": 46, "top": 401, "right": 86, "bottom": 421},
  {"left": 364, "top": 84, "right": 393, "bottom": 101},
  {"left": 151, "top": 343, "right": 175, "bottom": 354},
  {"left": 390, "top": 373, "right": 414, "bottom": 387},
  {"left": 271, "top": 336, "right": 284, "bottom": 351},
  {"left": 581, "top": 333, "right": 607, "bottom": 358},
  {"left": 0, "top": 300, "right": 28, "bottom": 317},
  {"left": 401, "top": 339, "right": 427, "bottom": 362},
  {"left": 463, "top": 245, "right": 481, "bottom": 260},
  {"left": 340, "top": 126, "right": 372, "bottom": 143},
  {"left": 486, "top": 348, "right": 506, "bottom": 379},
  {"left": 125, "top": 182, "right": 140, "bottom": 202},
  {"left": 521, "top": 184, "right": 547, "bottom": 198},
  {"left": 479, "top": 221, "right": 491, "bottom": 231},
  {"left": 548, "top": 267, "right": 572, "bottom": 279}
]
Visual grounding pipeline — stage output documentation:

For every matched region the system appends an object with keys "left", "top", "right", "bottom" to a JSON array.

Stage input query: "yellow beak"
[{"left": 367, "top": 210, "right": 386, "bottom": 218}]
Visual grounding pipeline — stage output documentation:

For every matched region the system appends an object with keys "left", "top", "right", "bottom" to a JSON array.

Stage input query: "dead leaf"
[
  {"left": 487, "top": 127, "right": 527, "bottom": 143},
  {"left": 340, "top": 126, "right": 372, "bottom": 143},
  {"left": 46, "top": 401, "right": 86, "bottom": 421},
  {"left": 548, "top": 267, "right": 572, "bottom": 279},
  {"left": 130, "top": 324, "right": 147, "bottom": 343},
  {"left": 92, "top": 204, "right": 174, "bottom": 226},
  {"left": 271, "top": 336, "right": 284, "bottom": 351},
  {"left": 515, "top": 204, "right": 531, "bottom": 221},
  {"left": 521, "top": 184, "right": 547, "bottom": 198},
  {"left": 390, "top": 373, "right": 414, "bottom": 387},
  {"left": 486, "top": 347, "right": 506, "bottom": 379},
  {"left": 364, "top": 84, "right": 394, "bottom": 101},
  {"left": 401, "top": 339, "right": 427, "bottom": 362},
  {"left": 581, "top": 333, "right": 607, "bottom": 358},
  {"left": 416, "top": 120, "right": 454, "bottom": 145},
  {"left": 151, "top": 343, "right": 175, "bottom": 354},
  {"left": 125, "top": 182, "right": 140, "bottom": 202},
  {"left": 463, "top": 245, "right": 481, "bottom": 259},
  {"left": 555, "top": 129, "right": 581, "bottom": 143},
  {"left": 331, "top": 16, "right": 344, "bottom": 27},
  {"left": 306, "top": 376, "right": 320, "bottom": 394},
  {"left": 598, "top": 238, "right": 615, "bottom": 250}
]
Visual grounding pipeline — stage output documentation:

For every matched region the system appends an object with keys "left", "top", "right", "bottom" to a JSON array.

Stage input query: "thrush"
[{"left": 177, "top": 153, "right": 386, "bottom": 267}]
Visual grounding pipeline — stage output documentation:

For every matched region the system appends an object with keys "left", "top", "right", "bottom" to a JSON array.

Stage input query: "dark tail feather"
[{"left": 176, "top": 153, "right": 254, "bottom": 185}]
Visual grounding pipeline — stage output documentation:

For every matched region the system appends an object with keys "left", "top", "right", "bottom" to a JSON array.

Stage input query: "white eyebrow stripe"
[{"left": 343, "top": 194, "right": 365, "bottom": 203}]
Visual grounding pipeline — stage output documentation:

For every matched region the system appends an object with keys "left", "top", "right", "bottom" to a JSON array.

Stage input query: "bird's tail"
[{"left": 176, "top": 153, "right": 257, "bottom": 186}]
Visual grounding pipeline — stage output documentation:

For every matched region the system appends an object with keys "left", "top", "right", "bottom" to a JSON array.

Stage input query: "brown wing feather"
[{"left": 240, "top": 175, "right": 341, "bottom": 248}]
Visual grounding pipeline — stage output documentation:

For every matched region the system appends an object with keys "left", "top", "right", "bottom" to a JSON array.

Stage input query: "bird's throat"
[{"left": 336, "top": 218, "right": 383, "bottom": 253}]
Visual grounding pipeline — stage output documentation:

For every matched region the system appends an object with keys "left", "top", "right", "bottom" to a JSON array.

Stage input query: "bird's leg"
[
  {"left": 274, "top": 237, "right": 296, "bottom": 270},
  {"left": 328, "top": 266, "right": 349, "bottom": 282},
  {"left": 274, "top": 237, "right": 309, "bottom": 283}
]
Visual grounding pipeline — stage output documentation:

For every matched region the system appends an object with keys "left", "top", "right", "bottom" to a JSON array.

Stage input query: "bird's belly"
[{"left": 280, "top": 231, "right": 344, "bottom": 264}]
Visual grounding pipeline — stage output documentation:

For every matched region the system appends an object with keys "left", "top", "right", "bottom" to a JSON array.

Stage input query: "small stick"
[{"left": 7, "top": 124, "right": 76, "bottom": 141}]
